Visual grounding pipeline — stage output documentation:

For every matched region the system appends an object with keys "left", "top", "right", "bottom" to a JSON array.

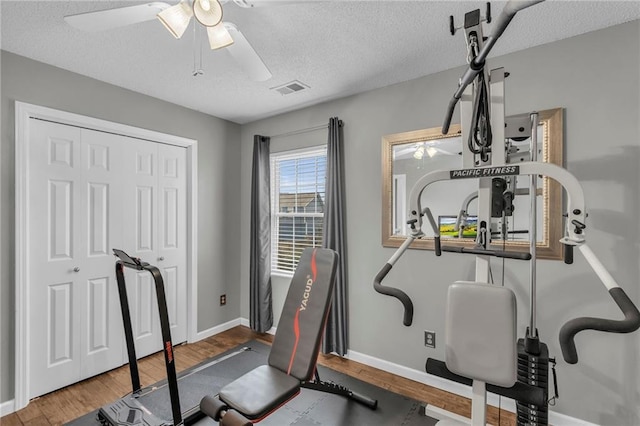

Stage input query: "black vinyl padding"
[
  {"left": 559, "top": 287, "right": 640, "bottom": 364},
  {"left": 373, "top": 263, "right": 413, "bottom": 327},
  {"left": 219, "top": 365, "right": 300, "bottom": 419}
]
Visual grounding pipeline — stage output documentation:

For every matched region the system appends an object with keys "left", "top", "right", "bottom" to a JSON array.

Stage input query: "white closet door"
[
  {"left": 79, "top": 128, "right": 126, "bottom": 378},
  {"left": 28, "top": 121, "right": 125, "bottom": 397},
  {"left": 121, "top": 140, "right": 187, "bottom": 358},
  {"left": 26, "top": 116, "right": 189, "bottom": 399},
  {"left": 29, "top": 119, "right": 83, "bottom": 397},
  {"left": 157, "top": 144, "right": 187, "bottom": 344},
  {"left": 121, "top": 139, "right": 161, "bottom": 358}
]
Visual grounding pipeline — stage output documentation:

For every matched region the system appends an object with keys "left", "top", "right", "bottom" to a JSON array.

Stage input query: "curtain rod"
[
  {"left": 269, "top": 124, "right": 327, "bottom": 139},
  {"left": 268, "top": 120, "right": 342, "bottom": 140}
]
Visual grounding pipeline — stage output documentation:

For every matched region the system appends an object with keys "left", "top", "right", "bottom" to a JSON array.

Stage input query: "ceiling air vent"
[{"left": 271, "top": 80, "right": 309, "bottom": 95}]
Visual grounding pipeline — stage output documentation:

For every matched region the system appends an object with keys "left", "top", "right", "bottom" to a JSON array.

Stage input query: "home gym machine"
[{"left": 374, "top": 1, "right": 640, "bottom": 425}]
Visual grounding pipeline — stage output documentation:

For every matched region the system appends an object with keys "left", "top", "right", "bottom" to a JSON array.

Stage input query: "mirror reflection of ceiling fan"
[
  {"left": 64, "top": 0, "right": 297, "bottom": 81},
  {"left": 394, "top": 138, "right": 462, "bottom": 161}
]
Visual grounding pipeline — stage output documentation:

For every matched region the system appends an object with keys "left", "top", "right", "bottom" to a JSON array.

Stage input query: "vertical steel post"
[{"left": 529, "top": 112, "right": 539, "bottom": 335}]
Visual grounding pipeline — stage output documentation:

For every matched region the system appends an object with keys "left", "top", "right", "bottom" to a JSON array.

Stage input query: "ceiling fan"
[
  {"left": 394, "top": 139, "right": 461, "bottom": 161},
  {"left": 64, "top": 0, "right": 290, "bottom": 81}
]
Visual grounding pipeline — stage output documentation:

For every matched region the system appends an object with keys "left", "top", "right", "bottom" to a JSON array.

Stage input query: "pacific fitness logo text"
[{"left": 450, "top": 165, "right": 519, "bottom": 179}]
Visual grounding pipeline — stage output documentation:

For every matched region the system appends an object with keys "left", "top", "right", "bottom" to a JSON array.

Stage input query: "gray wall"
[
  {"left": 0, "top": 51, "right": 242, "bottom": 402},
  {"left": 240, "top": 21, "right": 640, "bottom": 424}
]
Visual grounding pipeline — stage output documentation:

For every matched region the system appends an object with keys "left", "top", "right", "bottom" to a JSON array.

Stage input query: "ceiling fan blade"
[
  {"left": 64, "top": 2, "right": 171, "bottom": 32},
  {"left": 224, "top": 23, "right": 272, "bottom": 81}
]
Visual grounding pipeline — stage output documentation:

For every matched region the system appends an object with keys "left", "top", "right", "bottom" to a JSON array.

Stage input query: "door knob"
[
  {"left": 158, "top": 256, "right": 165, "bottom": 261},
  {"left": 73, "top": 267, "right": 80, "bottom": 272}
]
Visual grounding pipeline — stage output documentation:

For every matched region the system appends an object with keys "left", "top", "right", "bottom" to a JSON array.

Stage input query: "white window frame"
[{"left": 270, "top": 145, "right": 327, "bottom": 277}]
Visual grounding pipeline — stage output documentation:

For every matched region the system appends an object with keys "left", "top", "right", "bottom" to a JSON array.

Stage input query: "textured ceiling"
[{"left": 2, "top": 1, "right": 639, "bottom": 124}]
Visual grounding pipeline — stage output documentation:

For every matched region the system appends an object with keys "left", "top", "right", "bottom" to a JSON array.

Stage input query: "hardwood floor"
[{"left": 1, "top": 326, "right": 516, "bottom": 425}]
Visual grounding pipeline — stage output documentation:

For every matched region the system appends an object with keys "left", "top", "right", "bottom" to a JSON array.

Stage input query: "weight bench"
[{"left": 200, "top": 248, "right": 377, "bottom": 425}]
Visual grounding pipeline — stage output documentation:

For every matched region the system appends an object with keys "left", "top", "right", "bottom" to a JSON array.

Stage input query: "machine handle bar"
[
  {"left": 373, "top": 263, "right": 414, "bottom": 326},
  {"left": 559, "top": 287, "right": 640, "bottom": 364},
  {"left": 441, "top": 245, "right": 532, "bottom": 260},
  {"left": 442, "top": 0, "right": 544, "bottom": 133}
]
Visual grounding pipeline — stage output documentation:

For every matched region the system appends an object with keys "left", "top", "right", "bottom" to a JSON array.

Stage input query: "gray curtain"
[
  {"left": 250, "top": 135, "right": 273, "bottom": 333},
  {"left": 322, "top": 117, "right": 348, "bottom": 355}
]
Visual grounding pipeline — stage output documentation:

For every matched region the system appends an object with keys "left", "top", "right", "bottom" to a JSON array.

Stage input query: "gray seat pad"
[{"left": 219, "top": 365, "right": 300, "bottom": 419}]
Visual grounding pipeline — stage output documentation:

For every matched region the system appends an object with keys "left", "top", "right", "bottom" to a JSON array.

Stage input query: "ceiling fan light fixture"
[
  {"left": 193, "top": 0, "right": 223, "bottom": 27},
  {"left": 207, "top": 22, "right": 234, "bottom": 50},
  {"left": 157, "top": 0, "right": 193, "bottom": 39}
]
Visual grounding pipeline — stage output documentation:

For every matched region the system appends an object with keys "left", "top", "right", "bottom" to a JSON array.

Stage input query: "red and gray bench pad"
[{"left": 200, "top": 248, "right": 376, "bottom": 425}]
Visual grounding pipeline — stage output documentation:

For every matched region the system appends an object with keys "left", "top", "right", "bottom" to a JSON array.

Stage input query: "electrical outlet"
[
  {"left": 220, "top": 294, "right": 226, "bottom": 306},
  {"left": 424, "top": 330, "right": 436, "bottom": 348}
]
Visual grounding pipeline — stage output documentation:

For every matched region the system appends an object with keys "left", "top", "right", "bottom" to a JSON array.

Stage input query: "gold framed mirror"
[{"left": 381, "top": 108, "right": 563, "bottom": 260}]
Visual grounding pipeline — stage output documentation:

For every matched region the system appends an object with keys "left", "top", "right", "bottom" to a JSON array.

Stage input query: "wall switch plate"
[
  {"left": 424, "top": 330, "right": 436, "bottom": 348},
  {"left": 220, "top": 294, "right": 226, "bottom": 306}
]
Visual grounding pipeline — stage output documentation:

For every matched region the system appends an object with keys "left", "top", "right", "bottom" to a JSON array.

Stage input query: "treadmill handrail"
[{"left": 113, "top": 249, "right": 183, "bottom": 425}]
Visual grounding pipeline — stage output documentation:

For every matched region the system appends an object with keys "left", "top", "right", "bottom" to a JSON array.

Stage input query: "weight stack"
[{"left": 516, "top": 339, "right": 549, "bottom": 426}]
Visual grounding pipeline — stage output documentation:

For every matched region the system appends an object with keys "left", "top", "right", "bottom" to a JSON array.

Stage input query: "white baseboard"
[
  {"left": 239, "top": 317, "right": 276, "bottom": 335},
  {"left": 548, "top": 410, "right": 599, "bottom": 426},
  {"left": 425, "top": 405, "right": 473, "bottom": 425},
  {"left": 193, "top": 318, "right": 242, "bottom": 341},
  {"left": 1, "top": 399, "right": 15, "bottom": 417}
]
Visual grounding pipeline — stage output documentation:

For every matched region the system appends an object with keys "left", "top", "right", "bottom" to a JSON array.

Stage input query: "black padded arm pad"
[
  {"left": 559, "top": 287, "right": 640, "bottom": 364},
  {"left": 373, "top": 263, "right": 413, "bottom": 326}
]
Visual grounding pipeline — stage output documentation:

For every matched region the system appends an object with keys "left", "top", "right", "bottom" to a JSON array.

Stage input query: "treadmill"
[
  {"left": 99, "top": 249, "right": 267, "bottom": 425},
  {"left": 98, "top": 249, "right": 198, "bottom": 426}
]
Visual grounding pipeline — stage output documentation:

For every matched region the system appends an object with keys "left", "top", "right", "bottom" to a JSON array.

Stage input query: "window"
[{"left": 271, "top": 146, "right": 327, "bottom": 275}]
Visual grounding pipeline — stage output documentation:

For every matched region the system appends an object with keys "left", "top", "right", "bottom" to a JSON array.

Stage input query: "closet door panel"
[
  {"left": 122, "top": 139, "right": 161, "bottom": 357},
  {"left": 157, "top": 144, "right": 187, "bottom": 344},
  {"left": 28, "top": 119, "right": 83, "bottom": 397},
  {"left": 79, "top": 129, "right": 126, "bottom": 378}
]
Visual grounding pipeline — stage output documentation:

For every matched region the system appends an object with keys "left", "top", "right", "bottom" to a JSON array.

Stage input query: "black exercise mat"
[{"left": 67, "top": 340, "right": 437, "bottom": 425}]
